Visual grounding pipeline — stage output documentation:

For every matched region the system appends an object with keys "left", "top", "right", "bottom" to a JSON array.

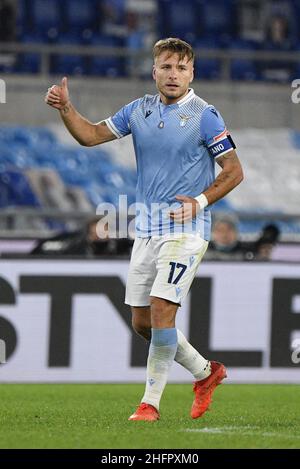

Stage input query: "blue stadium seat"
[
  {"left": 31, "top": 127, "right": 57, "bottom": 147},
  {"left": 88, "top": 35, "right": 124, "bottom": 77},
  {"left": 79, "top": 147, "right": 113, "bottom": 165},
  {"left": 33, "top": 143, "right": 65, "bottom": 169},
  {"left": 197, "top": 0, "right": 237, "bottom": 41},
  {"left": 290, "top": 43, "right": 300, "bottom": 80},
  {"left": 0, "top": 169, "right": 41, "bottom": 207},
  {"left": 0, "top": 143, "right": 16, "bottom": 167},
  {"left": 0, "top": 124, "right": 137, "bottom": 209},
  {"left": 0, "top": 53, "right": 17, "bottom": 74},
  {"left": 31, "top": 0, "right": 61, "bottom": 35},
  {"left": 291, "top": 130, "right": 300, "bottom": 150},
  {"left": 2, "top": 142, "right": 36, "bottom": 169},
  {"left": 260, "top": 35, "right": 295, "bottom": 83},
  {"left": 194, "top": 39, "right": 221, "bottom": 80},
  {"left": 46, "top": 146, "right": 96, "bottom": 186},
  {"left": 81, "top": 181, "right": 114, "bottom": 206},
  {"left": 18, "top": 31, "right": 48, "bottom": 43},
  {"left": 292, "top": 61, "right": 300, "bottom": 81},
  {"left": 50, "top": 35, "right": 87, "bottom": 75},
  {"left": 158, "top": 0, "right": 198, "bottom": 44},
  {"left": 102, "top": 0, "right": 126, "bottom": 23},
  {"left": 64, "top": 0, "right": 97, "bottom": 32},
  {"left": 16, "top": 0, "right": 27, "bottom": 37},
  {"left": 15, "top": 34, "right": 46, "bottom": 73},
  {"left": 0, "top": 125, "right": 56, "bottom": 148},
  {"left": 0, "top": 127, "right": 58, "bottom": 171},
  {"left": 229, "top": 40, "right": 260, "bottom": 81}
]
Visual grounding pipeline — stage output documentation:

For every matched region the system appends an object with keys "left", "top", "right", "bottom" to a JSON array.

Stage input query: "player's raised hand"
[
  {"left": 169, "top": 195, "right": 200, "bottom": 223},
  {"left": 45, "top": 77, "right": 70, "bottom": 110}
]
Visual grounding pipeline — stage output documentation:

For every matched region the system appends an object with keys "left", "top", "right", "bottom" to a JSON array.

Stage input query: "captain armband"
[{"left": 208, "top": 134, "right": 236, "bottom": 158}]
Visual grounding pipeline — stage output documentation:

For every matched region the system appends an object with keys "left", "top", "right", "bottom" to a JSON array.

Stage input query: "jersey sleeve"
[
  {"left": 104, "top": 98, "right": 141, "bottom": 139},
  {"left": 200, "top": 106, "right": 236, "bottom": 158}
]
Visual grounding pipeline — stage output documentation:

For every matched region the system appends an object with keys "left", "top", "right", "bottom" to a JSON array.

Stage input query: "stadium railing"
[
  {"left": 1, "top": 42, "right": 300, "bottom": 79},
  {"left": 0, "top": 208, "right": 300, "bottom": 242}
]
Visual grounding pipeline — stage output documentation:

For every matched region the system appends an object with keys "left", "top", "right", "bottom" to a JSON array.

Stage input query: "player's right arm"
[{"left": 45, "top": 77, "right": 116, "bottom": 146}]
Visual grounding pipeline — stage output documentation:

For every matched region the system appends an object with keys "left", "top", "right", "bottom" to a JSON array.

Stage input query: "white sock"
[
  {"left": 175, "top": 329, "right": 211, "bottom": 381},
  {"left": 142, "top": 328, "right": 178, "bottom": 411}
]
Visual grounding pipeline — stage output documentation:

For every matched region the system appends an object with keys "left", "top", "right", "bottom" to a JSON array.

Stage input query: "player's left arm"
[
  {"left": 170, "top": 150, "right": 243, "bottom": 222},
  {"left": 170, "top": 105, "right": 243, "bottom": 223},
  {"left": 204, "top": 148, "right": 243, "bottom": 204}
]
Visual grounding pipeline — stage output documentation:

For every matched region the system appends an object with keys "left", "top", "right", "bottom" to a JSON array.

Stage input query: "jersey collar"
[
  {"left": 177, "top": 88, "right": 195, "bottom": 107},
  {"left": 158, "top": 88, "right": 195, "bottom": 109}
]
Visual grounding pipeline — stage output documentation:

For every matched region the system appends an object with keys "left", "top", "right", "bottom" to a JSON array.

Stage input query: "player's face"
[{"left": 153, "top": 52, "right": 194, "bottom": 105}]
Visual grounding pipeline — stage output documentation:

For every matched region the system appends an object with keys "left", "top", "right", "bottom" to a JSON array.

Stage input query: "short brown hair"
[{"left": 153, "top": 37, "right": 194, "bottom": 63}]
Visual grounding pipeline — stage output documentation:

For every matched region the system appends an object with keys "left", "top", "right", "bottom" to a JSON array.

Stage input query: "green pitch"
[{"left": 0, "top": 383, "right": 299, "bottom": 449}]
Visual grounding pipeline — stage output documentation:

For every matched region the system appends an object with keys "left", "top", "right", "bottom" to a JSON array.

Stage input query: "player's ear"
[
  {"left": 190, "top": 66, "right": 194, "bottom": 83},
  {"left": 152, "top": 65, "right": 156, "bottom": 80}
]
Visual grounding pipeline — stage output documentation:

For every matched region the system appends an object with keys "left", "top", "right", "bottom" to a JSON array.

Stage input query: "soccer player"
[{"left": 45, "top": 38, "right": 243, "bottom": 422}]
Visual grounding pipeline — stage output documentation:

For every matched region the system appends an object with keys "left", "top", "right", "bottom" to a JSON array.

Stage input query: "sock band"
[{"left": 151, "top": 327, "right": 177, "bottom": 346}]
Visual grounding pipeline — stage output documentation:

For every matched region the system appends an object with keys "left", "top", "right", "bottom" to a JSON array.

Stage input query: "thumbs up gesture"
[{"left": 45, "top": 77, "right": 70, "bottom": 110}]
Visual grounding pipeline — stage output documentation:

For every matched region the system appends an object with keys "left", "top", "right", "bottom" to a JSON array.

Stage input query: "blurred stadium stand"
[
  {"left": 0, "top": 122, "right": 299, "bottom": 244},
  {"left": 0, "top": 123, "right": 137, "bottom": 237},
  {"left": 0, "top": 0, "right": 300, "bottom": 79},
  {"left": 0, "top": 0, "right": 300, "bottom": 255}
]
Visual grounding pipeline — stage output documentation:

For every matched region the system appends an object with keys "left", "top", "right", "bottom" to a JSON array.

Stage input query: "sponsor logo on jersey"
[{"left": 210, "top": 108, "right": 218, "bottom": 117}]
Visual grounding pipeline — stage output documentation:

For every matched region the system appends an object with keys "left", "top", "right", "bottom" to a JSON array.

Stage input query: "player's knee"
[
  {"left": 131, "top": 317, "right": 151, "bottom": 341},
  {"left": 150, "top": 297, "right": 177, "bottom": 328}
]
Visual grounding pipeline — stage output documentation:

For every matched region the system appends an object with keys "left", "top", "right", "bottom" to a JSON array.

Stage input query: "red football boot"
[
  {"left": 128, "top": 403, "right": 160, "bottom": 421},
  {"left": 191, "top": 361, "right": 227, "bottom": 419}
]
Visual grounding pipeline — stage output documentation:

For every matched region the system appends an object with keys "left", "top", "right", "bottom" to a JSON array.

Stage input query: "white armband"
[{"left": 195, "top": 193, "right": 208, "bottom": 210}]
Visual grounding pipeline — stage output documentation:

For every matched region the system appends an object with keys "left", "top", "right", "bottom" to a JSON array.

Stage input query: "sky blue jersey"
[{"left": 105, "top": 89, "right": 235, "bottom": 240}]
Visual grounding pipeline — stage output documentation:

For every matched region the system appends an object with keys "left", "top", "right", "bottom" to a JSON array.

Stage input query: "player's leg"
[
  {"left": 131, "top": 306, "right": 151, "bottom": 341},
  {"left": 128, "top": 234, "right": 226, "bottom": 419},
  {"left": 150, "top": 233, "right": 211, "bottom": 379},
  {"left": 138, "top": 297, "right": 178, "bottom": 414},
  {"left": 126, "top": 238, "right": 165, "bottom": 421},
  {"left": 129, "top": 297, "right": 179, "bottom": 421},
  {"left": 131, "top": 293, "right": 225, "bottom": 419},
  {"left": 150, "top": 233, "right": 227, "bottom": 419},
  {"left": 132, "top": 306, "right": 211, "bottom": 380}
]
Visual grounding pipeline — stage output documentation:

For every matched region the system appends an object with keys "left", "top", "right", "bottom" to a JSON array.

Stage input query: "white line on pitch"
[{"left": 182, "top": 427, "right": 300, "bottom": 439}]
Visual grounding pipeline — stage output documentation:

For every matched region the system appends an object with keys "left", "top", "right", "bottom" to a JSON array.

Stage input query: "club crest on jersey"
[{"left": 179, "top": 114, "right": 192, "bottom": 127}]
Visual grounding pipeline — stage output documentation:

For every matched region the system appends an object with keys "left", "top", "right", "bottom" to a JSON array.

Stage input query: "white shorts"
[{"left": 125, "top": 233, "right": 208, "bottom": 307}]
